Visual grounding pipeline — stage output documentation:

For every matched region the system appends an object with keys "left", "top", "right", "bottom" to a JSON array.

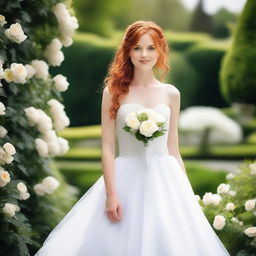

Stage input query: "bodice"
[{"left": 115, "top": 103, "right": 171, "bottom": 158}]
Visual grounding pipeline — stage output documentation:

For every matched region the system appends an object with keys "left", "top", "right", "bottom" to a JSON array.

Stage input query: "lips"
[{"left": 139, "top": 60, "right": 150, "bottom": 64}]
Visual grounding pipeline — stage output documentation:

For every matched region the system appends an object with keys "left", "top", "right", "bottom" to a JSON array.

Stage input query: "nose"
[{"left": 141, "top": 49, "right": 147, "bottom": 58}]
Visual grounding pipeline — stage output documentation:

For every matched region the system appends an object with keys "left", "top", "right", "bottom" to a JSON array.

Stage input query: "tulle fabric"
[{"left": 35, "top": 155, "right": 230, "bottom": 256}]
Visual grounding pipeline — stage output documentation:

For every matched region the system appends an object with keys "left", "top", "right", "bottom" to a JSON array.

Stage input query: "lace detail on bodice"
[{"left": 116, "top": 103, "right": 171, "bottom": 158}]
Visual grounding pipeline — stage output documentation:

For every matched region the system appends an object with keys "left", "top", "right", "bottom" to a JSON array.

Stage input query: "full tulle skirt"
[{"left": 35, "top": 155, "right": 230, "bottom": 256}]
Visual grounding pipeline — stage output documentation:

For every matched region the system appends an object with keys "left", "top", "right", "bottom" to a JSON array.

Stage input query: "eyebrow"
[{"left": 134, "top": 44, "right": 155, "bottom": 46}]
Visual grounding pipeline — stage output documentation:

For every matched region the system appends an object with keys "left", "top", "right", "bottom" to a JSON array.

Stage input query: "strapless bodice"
[{"left": 115, "top": 103, "right": 171, "bottom": 158}]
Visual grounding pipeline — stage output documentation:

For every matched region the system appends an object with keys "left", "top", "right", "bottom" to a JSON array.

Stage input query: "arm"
[
  {"left": 101, "top": 86, "right": 118, "bottom": 197},
  {"left": 167, "top": 87, "right": 186, "bottom": 174}
]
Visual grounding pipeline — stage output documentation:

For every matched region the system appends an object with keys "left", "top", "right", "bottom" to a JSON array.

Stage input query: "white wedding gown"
[{"left": 35, "top": 103, "right": 230, "bottom": 256}]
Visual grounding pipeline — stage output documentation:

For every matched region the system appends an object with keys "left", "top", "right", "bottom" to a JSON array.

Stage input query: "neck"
[{"left": 131, "top": 68, "right": 157, "bottom": 87}]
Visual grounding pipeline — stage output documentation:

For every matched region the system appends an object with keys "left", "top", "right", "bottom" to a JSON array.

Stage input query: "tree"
[{"left": 220, "top": 0, "right": 256, "bottom": 105}]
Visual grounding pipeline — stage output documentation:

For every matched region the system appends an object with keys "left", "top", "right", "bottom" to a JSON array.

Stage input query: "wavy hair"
[{"left": 103, "top": 20, "right": 170, "bottom": 119}]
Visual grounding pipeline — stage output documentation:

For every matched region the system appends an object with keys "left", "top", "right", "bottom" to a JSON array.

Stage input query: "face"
[{"left": 129, "top": 33, "right": 158, "bottom": 70}]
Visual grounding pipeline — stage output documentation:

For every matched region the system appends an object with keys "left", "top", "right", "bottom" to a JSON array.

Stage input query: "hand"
[{"left": 105, "top": 194, "right": 123, "bottom": 223}]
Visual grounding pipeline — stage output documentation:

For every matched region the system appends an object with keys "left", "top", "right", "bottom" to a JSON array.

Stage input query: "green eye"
[
  {"left": 134, "top": 47, "right": 140, "bottom": 51},
  {"left": 148, "top": 46, "right": 155, "bottom": 50}
]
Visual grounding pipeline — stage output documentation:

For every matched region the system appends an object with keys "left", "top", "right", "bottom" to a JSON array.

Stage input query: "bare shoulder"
[{"left": 160, "top": 83, "right": 180, "bottom": 104}]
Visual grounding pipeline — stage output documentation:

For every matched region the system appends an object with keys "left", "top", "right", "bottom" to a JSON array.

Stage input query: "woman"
[{"left": 35, "top": 20, "right": 230, "bottom": 256}]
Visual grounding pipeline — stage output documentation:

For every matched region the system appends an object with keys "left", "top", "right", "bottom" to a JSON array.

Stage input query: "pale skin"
[{"left": 101, "top": 33, "right": 186, "bottom": 223}]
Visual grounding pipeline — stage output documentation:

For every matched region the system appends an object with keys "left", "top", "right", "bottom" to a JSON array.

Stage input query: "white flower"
[
  {"left": 249, "top": 163, "right": 256, "bottom": 175},
  {"left": 53, "top": 3, "right": 79, "bottom": 47},
  {"left": 147, "top": 110, "right": 166, "bottom": 124},
  {"left": 228, "top": 190, "right": 236, "bottom": 196},
  {"left": 226, "top": 173, "right": 234, "bottom": 180},
  {"left": 179, "top": 106, "right": 242, "bottom": 144},
  {"left": 194, "top": 194, "right": 201, "bottom": 201},
  {"left": 31, "top": 60, "right": 49, "bottom": 80},
  {"left": 239, "top": 221, "right": 243, "bottom": 226},
  {"left": 0, "top": 60, "right": 4, "bottom": 79},
  {"left": 0, "top": 168, "right": 11, "bottom": 187},
  {"left": 231, "top": 217, "right": 239, "bottom": 223},
  {"left": 202, "top": 192, "right": 222, "bottom": 206},
  {"left": 33, "top": 183, "right": 46, "bottom": 196},
  {"left": 244, "top": 227, "right": 256, "bottom": 237},
  {"left": 53, "top": 74, "right": 69, "bottom": 92},
  {"left": 217, "top": 183, "right": 230, "bottom": 194},
  {"left": 57, "top": 137, "right": 69, "bottom": 155},
  {"left": 0, "top": 126, "right": 8, "bottom": 138},
  {"left": 0, "top": 148, "right": 14, "bottom": 165},
  {"left": 43, "top": 38, "right": 64, "bottom": 66},
  {"left": 17, "top": 182, "right": 27, "bottom": 193},
  {"left": 24, "top": 107, "right": 41, "bottom": 126},
  {"left": 245, "top": 199, "right": 256, "bottom": 211},
  {"left": 25, "top": 64, "right": 35, "bottom": 79},
  {"left": 4, "top": 23, "right": 27, "bottom": 43},
  {"left": 3, "top": 142, "right": 16, "bottom": 155},
  {"left": 0, "top": 15, "right": 7, "bottom": 26},
  {"left": 3, "top": 68, "right": 14, "bottom": 82},
  {"left": 35, "top": 138, "right": 49, "bottom": 157},
  {"left": 20, "top": 191, "right": 30, "bottom": 200},
  {"left": 42, "top": 130, "right": 58, "bottom": 143},
  {"left": 213, "top": 215, "right": 226, "bottom": 230},
  {"left": 0, "top": 102, "right": 6, "bottom": 115},
  {"left": 225, "top": 202, "right": 235, "bottom": 211},
  {"left": 47, "top": 141, "right": 61, "bottom": 156},
  {"left": 41, "top": 176, "right": 59, "bottom": 194},
  {"left": 10, "top": 63, "right": 27, "bottom": 84},
  {"left": 125, "top": 115, "right": 140, "bottom": 131},
  {"left": 3, "top": 202, "right": 20, "bottom": 217},
  {"left": 139, "top": 119, "right": 158, "bottom": 137}
]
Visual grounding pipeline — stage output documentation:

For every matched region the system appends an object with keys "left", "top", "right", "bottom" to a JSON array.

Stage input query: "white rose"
[
  {"left": 228, "top": 190, "right": 236, "bottom": 196},
  {"left": 61, "top": 36, "right": 73, "bottom": 47},
  {"left": 53, "top": 74, "right": 69, "bottom": 92},
  {"left": 249, "top": 163, "right": 256, "bottom": 175},
  {"left": 225, "top": 202, "right": 235, "bottom": 211},
  {"left": 0, "top": 60, "right": 4, "bottom": 79},
  {"left": 0, "top": 169, "right": 11, "bottom": 187},
  {"left": 42, "top": 130, "right": 58, "bottom": 143},
  {"left": 25, "top": 64, "right": 35, "bottom": 79},
  {"left": 126, "top": 115, "right": 140, "bottom": 131},
  {"left": 57, "top": 137, "right": 69, "bottom": 155},
  {"left": 37, "top": 117, "right": 53, "bottom": 133},
  {"left": 24, "top": 107, "right": 40, "bottom": 126},
  {"left": 3, "top": 203, "right": 18, "bottom": 217},
  {"left": 33, "top": 183, "right": 45, "bottom": 196},
  {"left": 231, "top": 217, "right": 239, "bottom": 223},
  {"left": 194, "top": 194, "right": 200, "bottom": 201},
  {"left": 202, "top": 192, "right": 222, "bottom": 206},
  {"left": 0, "top": 15, "right": 7, "bottom": 26},
  {"left": 47, "top": 141, "right": 61, "bottom": 156},
  {"left": 3, "top": 68, "right": 14, "bottom": 82},
  {"left": 41, "top": 176, "right": 60, "bottom": 194},
  {"left": 139, "top": 119, "right": 158, "bottom": 137},
  {"left": 3, "top": 142, "right": 16, "bottom": 155},
  {"left": 4, "top": 23, "right": 27, "bottom": 43},
  {"left": 213, "top": 215, "right": 226, "bottom": 230},
  {"left": 148, "top": 110, "right": 166, "bottom": 124},
  {"left": 0, "top": 102, "right": 6, "bottom": 115},
  {"left": 226, "top": 173, "right": 234, "bottom": 180},
  {"left": 0, "top": 126, "right": 7, "bottom": 138},
  {"left": 43, "top": 38, "right": 64, "bottom": 66},
  {"left": 35, "top": 138, "right": 49, "bottom": 157},
  {"left": 217, "top": 183, "right": 230, "bottom": 194},
  {"left": 10, "top": 63, "right": 27, "bottom": 84},
  {"left": 20, "top": 191, "right": 30, "bottom": 200},
  {"left": 245, "top": 199, "right": 256, "bottom": 211},
  {"left": 17, "top": 182, "right": 27, "bottom": 193},
  {"left": 53, "top": 115, "right": 70, "bottom": 131},
  {"left": 31, "top": 60, "right": 49, "bottom": 80},
  {"left": 244, "top": 227, "right": 256, "bottom": 237}
]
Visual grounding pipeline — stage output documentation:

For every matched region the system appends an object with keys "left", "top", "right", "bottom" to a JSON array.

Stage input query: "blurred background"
[{"left": 52, "top": 0, "right": 255, "bottom": 199}]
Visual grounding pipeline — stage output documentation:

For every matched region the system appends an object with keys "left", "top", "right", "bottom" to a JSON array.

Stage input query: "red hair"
[{"left": 103, "top": 20, "right": 170, "bottom": 119}]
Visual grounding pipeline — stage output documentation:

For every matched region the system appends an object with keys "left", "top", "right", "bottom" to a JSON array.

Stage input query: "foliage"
[{"left": 220, "top": 0, "right": 256, "bottom": 104}]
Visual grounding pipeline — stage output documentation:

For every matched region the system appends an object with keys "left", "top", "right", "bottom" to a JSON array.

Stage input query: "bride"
[{"left": 35, "top": 20, "right": 230, "bottom": 255}]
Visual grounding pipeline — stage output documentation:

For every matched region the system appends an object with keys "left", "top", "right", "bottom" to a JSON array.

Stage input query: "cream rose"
[
  {"left": 43, "top": 38, "right": 64, "bottom": 66},
  {"left": 53, "top": 74, "right": 69, "bottom": 92},
  {"left": 139, "top": 119, "right": 159, "bottom": 137},
  {"left": 3, "top": 68, "right": 14, "bottom": 82},
  {"left": 213, "top": 215, "right": 226, "bottom": 230},
  {"left": 244, "top": 227, "right": 256, "bottom": 237},
  {"left": 4, "top": 23, "right": 27, "bottom": 43},
  {"left": 3, "top": 142, "right": 16, "bottom": 155},
  {"left": 35, "top": 138, "right": 49, "bottom": 157},
  {"left": 0, "top": 15, "right": 7, "bottom": 26},
  {"left": 0, "top": 125, "right": 8, "bottom": 138},
  {"left": 33, "top": 183, "right": 46, "bottom": 196},
  {"left": 10, "top": 63, "right": 27, "bottom": 83},
  {"left": 25, "top": 64, "right": 35, "bottom": 79},
  {"left": 41, "top": 176, "right": 60, "bottom": 194},
  {"left": 217, "top": 183, "right": 230, "bottom": 194},
  {"left": 20, "top": 191, "right": 30, "bottom": 200},
  {"left": 245, "top": 199, "right": 256, "bottom": 211},
  {"left": 0, "top": 102, "right": 6, "bottom": 115},
  {"left": 3, "top": 203, "right": 20, "bottom": 217},
  {"left": 225, "top": 202, "right": 235, "bottom": 211},
  {"left": 125, "top": 115, "right": 140, "bottom": 131},
  {"left": 31, "top": 60, "right": 49, "bottom": 80},
  {"left": 17, "top": 182, "right": 27, "bottom": 193},
  {"left": 0, "top": 169, "right": 11, "bottom": 187},
  {"left": 228, "top": 190, "right": 236, "bottom": 196}
]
